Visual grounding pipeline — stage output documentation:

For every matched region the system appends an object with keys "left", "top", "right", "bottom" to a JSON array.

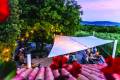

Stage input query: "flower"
[
  {"left": 50, "top": 62, "right": 59, "bottom": 70},
  {"left": 70, "top": 61, "right": 81, "bottom": 78},
  {"left": 0, "top": 0, "right": 10, "bottom": 23},
  {"left": 50, "top": 56, "right": 68, "bottom": 70},
  {"left": 105, "top": 56, "right": 113, "bottom": 67},
  {"left": 101, "top": 56, "right": 120, "bottom": 80}
]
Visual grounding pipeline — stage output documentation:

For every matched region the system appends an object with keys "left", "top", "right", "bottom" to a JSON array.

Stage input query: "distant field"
[{"left": 74, "top": 31, "right": 120, "bottom": 57}]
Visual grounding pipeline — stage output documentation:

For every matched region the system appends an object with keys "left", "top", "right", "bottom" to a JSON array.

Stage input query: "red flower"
[
  {"left": 112, "top": 57, "right": 120, "bottom": 73},
  {"left": 62, "top": 64, "right": 69, "bottom": 69},
  {"left": 101, "top": 67, "right": 113, "bottom": 74},
  {"left": 61, "top": 56, "right": 68, "bottom": 65},
  {"left": 68, "top": 61, "right": 81, "bottom": 78},
  {"left": 101, "top": 56, "right": 120, "bottom": 80},
  {"left": 105, "top": 56, "right": 113, "bottom": 67},
  {"left": 72, "top": 61, "right": 81, "bottom": 70},
  {"left": 0, "top": 0, "right": 10, "bottom": 23},
  {"left": 65, "top": 64, "right": 73, "bottom": 72},
  {"left": 50, "top": 62, "right": 59, "bottom": 70},
  {"left": 52, "top": 56, "right": 67, "bottom": 64},
  {"left": 51, "top": 56, "right": 68, "bottom": 70}
]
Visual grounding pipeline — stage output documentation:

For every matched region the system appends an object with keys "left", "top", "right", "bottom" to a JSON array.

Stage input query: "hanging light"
[
  {"left": 3, "top": 48, "right": 10, "bottom": 53},
  {"left": 26, "top": 32, "right": 29, "bottom": 38},
  {"left": 31, "top": 30, "right": 34, "bottom": 34},
  {"left": 21, "top": 38, "right": 24, "bottom": 41},
  {"left": 5, "top": 57, "right": 9, "bottom": 62},
  {"left": 14, "top": 42, "right": 17, "bottom": 46}
]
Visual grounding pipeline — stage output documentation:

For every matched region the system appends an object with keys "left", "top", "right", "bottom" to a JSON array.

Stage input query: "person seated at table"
[
  {"left": 85, "top": 49, "right": 91, "bottom": 62},
  {"left": 68, "top": 53, "right": 77, "bottom": 64},
  {"left": 91, "top": 47, "right": 98, "bottom": 54},
  {"left": 88, "top": 52, "right": 95, "bottom": 64},
  {"left": 14, "top": 50, "right": 26, "bottom": 67},
  {"left": 94, "top": 51, "right": 105, "bottom": 64},
  {"left": 75, "top": 50, "right": 87, "bottom": 64},
  {"left": 86, "top": 48, "right": 98, "bottom": 64}
]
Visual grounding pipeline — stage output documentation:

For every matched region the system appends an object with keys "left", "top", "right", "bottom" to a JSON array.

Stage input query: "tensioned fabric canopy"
[{"left": 48, "top": 35, "right": 113, "bottom": 57}]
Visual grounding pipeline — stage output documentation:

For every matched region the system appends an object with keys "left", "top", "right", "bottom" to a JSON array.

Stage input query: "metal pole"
[{"left": 112, "top": 40, "right": 118, "bottom": 58}]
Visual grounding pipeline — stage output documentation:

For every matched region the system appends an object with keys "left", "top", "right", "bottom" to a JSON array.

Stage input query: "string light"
[
  {"left": 31, "top": 30, "right": 34, "bottom": 34},
  {"left": 26, "top": 32, "right": 29, "bottom": 38},
  {"left": 21, "top": 38, "right": 24, "bottom": 41},
  {"left": 14, "top": 43, "right": 17, "bottom": 46},
  {"left": 3, "top": 48, "right": 10, "bottom": 53},
  {"left": 5, "top": 58, "right": 9, "bottom": 62}
]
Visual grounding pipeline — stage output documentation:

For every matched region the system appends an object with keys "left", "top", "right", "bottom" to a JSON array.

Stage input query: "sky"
[{"left": 77, "top": 0, "right": 120, "bottom": 22}]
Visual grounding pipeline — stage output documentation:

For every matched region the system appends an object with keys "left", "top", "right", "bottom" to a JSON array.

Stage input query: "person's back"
[
  {"left": 15, "top": 51, "right": 25, "bottom": 67},
  {"left": 92, "top": 47, "right": 97, "bottom": 54},
  {"left": 72, "top": 54, "right": 77, "bottom": 61},
  {"left": 95, "top": 52, "right": 105, "bottom": 64},
  {"left": 88, "top": 53, "right": 95, "bottom": 64},
  {"left": 68, "top": 54, "right": 76, "bottom": 63},
  {"left": 75, "top": 51, "right": 86, "bottom": 64},
  {"left": 19, "top": 52, "right": 25, "bottom": 64}
]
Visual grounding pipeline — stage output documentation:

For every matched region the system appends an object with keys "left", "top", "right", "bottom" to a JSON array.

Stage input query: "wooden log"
[
  {"left": 77, "top": 74, "right": 89, "bottom": 80},
  {"left": 81, "top": 69, "right": 105, "bottom": 80},
  {"left": 16, "top": 68, "right": 26, "bottom": 75},
  {"left": 45, "top": 67, "right": 54, "bottom": 80},
  {"left": 67, "top": 74, "right": 76, "bottom": 80},
  {"left": 82, "top": 67, "right": 105, "bottom": 79},
  {"left": 52, "top": 69, "right": 60, "bottom": 78},
  {"left": 19, "top": 68, "right": 33, "bottom": 80},
  {"left": 35, "top": 67, "right": 45, "bottom": 80},
  {"left": 28, "top": 67, "right": 39, "bottom": 80},
  {"left": 61, "top": 68, "right": 70, "bottom": 76}
]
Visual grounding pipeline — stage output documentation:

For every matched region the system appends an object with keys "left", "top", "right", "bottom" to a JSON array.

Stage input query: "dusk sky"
[{"left": 77, "top": 0, "right": 120, "bottom": 22}]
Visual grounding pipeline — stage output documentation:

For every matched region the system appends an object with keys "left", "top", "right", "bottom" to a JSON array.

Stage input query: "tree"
[
  {"left": 0, "top": 0, "right": 82, "bottom": 58},
  {"left": 0, "top": 0, "right": 21, "bottom": 61},
  {"left": 16, "top": 0, "right": 82, "bottom": 54},
  {"left": 19, "top": 0, "right": 81, "bottom": 40}
]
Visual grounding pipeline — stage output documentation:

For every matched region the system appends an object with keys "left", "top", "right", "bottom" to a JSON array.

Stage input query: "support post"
[
  {"left": 27, "top": 54, "right": 31, "bottom": 68},
  {"left": 112, "top": 40, "right": 118, "bottom": 58},
  {"left": 93, "top": 31, "right": 95, "bottom": 36}
]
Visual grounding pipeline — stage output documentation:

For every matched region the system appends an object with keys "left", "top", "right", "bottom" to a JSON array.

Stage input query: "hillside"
[{"left": 80, "top": 21, "right": 120, "bottom": 27}]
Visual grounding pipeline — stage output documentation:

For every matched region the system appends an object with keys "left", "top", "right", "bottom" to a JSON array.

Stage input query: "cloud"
[
  {"left": 79, "top": 0, "right": 120, "bottom": 10},
  {"left": 78, "top": 0, "right": 120, "bottom": 22},
  {"left": 82, "top": 9, "right": 120, "bottom": 22}
]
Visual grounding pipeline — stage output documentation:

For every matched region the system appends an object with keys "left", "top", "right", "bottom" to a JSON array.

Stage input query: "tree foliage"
[
  {"left": 17, "top": 0, "right": 82, "bottom": 52},
  {"left": 80, "top": 25, "right": 120, "bottom": 33},
  {"left": 0, "top": 0, "right": 82, "bottom": 60},
  {"left": 0, "top": 0, "right": 21, "bottom": 61},
  {"left": 19, "top": 0, "right": 81, "bottom": 35}
]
